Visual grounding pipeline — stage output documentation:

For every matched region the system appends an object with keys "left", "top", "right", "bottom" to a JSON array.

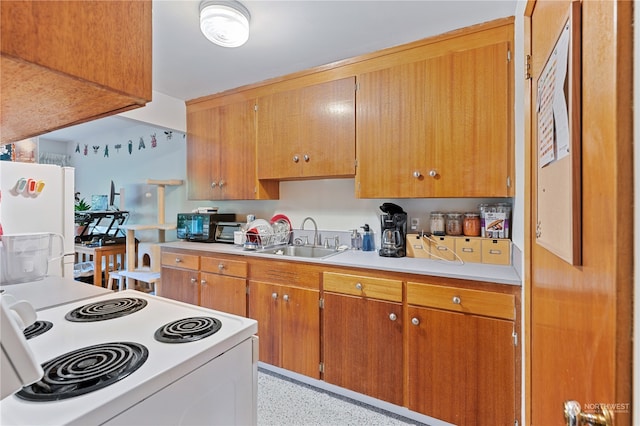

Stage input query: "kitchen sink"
[{"left": 261, "top": 245, "right": 341, "bottom": 259}]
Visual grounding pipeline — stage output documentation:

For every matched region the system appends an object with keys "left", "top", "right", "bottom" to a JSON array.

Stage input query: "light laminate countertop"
[{"left": 160, "top": 241, "right": 522, "bottom": 286}]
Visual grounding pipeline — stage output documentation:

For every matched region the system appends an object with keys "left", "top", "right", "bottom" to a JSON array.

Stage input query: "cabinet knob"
[
  {"left": 218, "top": 263, "right": 225, "bottom": 270},
  {"left": 389, "top": 313, "right": 397, "bottom": 321},
  {"left": 411, "top": 317, "right": 420, "bottom": 326},
  {"left": 355, "top": 282, "right": 363, "bottom": 290},
  {"left": 283, "top": 294, "right": 290, "bottom": 302},
  {"left": 210, "top": 181, "right": 217, "bottom": 188},
  {"left": 452, "top": 296, "right": 461, "bottom": 304},
  {"left": 271, "top": 292, "right": 278, "bottom": 300},
  {"left": 175, "top": 258, "right": 182, "bottom": 263},
  {"left": 200, "top": 279, "right": 207, "bottom": 286},
  {"left": 218, "top": 180, "right": 225, "bottom": 188},
  {"left": 429, "top": 169, "right": 438, "bottom": 178},
  {"left": 293, "top": 155, "right": 299, "bottom": 163},
  {"left": 303, "top": 154, "right": 310, "bottom": 162},
  {"left": 413, "top": 171, "right": 421, "bottom": 178},
  {"left": 190, "top": 277, "right": 197, "bottom": 284}
]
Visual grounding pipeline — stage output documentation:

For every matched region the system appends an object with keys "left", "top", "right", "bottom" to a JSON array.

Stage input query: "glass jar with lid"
[
  {"left": 429, "top": 212, "right": 445, "bottom": 236},
  {"left": 445, "top": 213, "right": 463, "bottom": 236},
  {"left": 463, "top": 212, "right": 481, "bottom": 236}
]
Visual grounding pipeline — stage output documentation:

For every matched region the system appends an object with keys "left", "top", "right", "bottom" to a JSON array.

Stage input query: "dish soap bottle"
[
  {"left": 361, "top": 224, "right": 375, "bottom": 251},
  {"left": 350, "top": 229, "right": 362, "bottom": 250}
]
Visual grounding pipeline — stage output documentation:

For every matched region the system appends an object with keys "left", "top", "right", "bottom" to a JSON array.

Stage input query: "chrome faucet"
[{"left": 300, "top": 217, "right": 319, "bottom": 246}]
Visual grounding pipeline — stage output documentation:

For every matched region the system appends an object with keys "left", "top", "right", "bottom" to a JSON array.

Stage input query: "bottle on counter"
[
  {"left": 350, "top": 229, "right": 362, "bottom": 250},
  {"left": 361, "top": 224, "right": 375, "bottom": 251}
]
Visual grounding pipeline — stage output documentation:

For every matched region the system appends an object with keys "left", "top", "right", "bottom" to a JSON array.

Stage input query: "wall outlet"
[{"left": 410, "top": 217, "right": 420, "bottom": 231}]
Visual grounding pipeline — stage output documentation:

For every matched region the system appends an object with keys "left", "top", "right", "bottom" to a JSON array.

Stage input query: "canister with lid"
[
  {"left": 463, "top": 212, "right": 481, "bottom": 236},
  {"left": 445, "top": 213, "right": 463, "bottom": 236},
  {"left": 429, "top": 212, "right": 445, "bottom": 236}
]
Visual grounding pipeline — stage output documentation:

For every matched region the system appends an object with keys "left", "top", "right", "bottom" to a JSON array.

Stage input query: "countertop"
[
  {"left": 0, "top": 276, "right": 112, "bottom": 311},
  {"left": 160, "top": 241, "right": 522, "bottom": 286}
]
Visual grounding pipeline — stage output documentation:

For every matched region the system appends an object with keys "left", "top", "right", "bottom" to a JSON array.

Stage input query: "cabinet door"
[
  {"left": 434, "top": 42, "right": 511, "bottom": 197},
  {"left": 279, "top": 285, "right": 320, "bottom": 378},
  {"left": 187, "top": 106, "right": 218, "bottom": 200},
  {"left": 257, "top": 77, "right": 356, "bottom": 179},
  {"left": 407, "top": 306, "right": 515, "bottom": 425},
  {"left": 356, "top": 55, "right": 445, "bottom": 198},
  {"left": 323, "top": 293, "right": 403, "bottom": 405},
  {"left": 217, "top": 99, "right": 258, "bottom": 200},
  {"left": 187, "top": 99, "right": 257, "bottom": 200},
  {"left": 200, "top": 273, "right": 247, "bottom": 316},
  {"left": 248, "top": 281, "right": 281, "bottom": 366},
  {"left": 159, "top": 267, "right": 199, "bottom": 305}
]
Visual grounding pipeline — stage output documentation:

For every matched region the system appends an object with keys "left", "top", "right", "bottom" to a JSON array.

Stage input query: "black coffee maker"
[{"left": 379, "top": 203, "right": 407, "bottom": 257}]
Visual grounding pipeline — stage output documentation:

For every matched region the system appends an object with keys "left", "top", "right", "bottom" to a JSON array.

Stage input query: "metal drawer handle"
[
  {"left": 190, "top": 277, "right": 197, "bottom": 284},
  {"left": 175, "top": 258, "right": 182, "bottom": 263},
  {"left": 283, "top": 294, "right": 289, "bottom": 302},
  {"left": 355, "top": 282, "right": 363, "bottom": 290},
  {"left": 271, "top": 292, "right": 278, "bottom": 300},
  {"left": 218, "top": 263, "right": 225, "bottom": 270},
  {"left": 200, "top": 279, "right": 206, "bottom": 286},
  {"left": 389, "top": 313, "right": 397, "bottom": 321},
  {"left": 452, "top": 296, "right": 461, "bottom": 304},
  {"left": 293, "top": 155, "right": 299, "bottom": 163},
  {"left": 411, "top": 317, "right": 420, "bottom": 326}
]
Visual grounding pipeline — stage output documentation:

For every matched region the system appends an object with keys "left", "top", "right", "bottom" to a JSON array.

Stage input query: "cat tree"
[{"left": 110, "top": 179, "right": 183, "bottom": 291}]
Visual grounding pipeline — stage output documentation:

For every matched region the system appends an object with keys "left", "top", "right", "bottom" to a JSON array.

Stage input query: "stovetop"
[{"left": 0, "top": 290, "right": 257, "bottom": 425}]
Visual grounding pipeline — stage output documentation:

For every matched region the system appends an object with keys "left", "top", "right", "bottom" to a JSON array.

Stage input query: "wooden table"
[{"left": 74, "top": 244, "right": 127, "bottom": 288}]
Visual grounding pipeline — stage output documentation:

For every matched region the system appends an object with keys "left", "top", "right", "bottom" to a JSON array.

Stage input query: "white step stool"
[{"left": 107, "top": 270, "right": 161, "bottom": 293}]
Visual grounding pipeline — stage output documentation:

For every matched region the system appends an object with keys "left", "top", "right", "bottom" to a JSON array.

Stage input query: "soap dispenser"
[
  {"left": 350, "top": 229, "right": 362, "bottom": 250},
  {"left": 361, "top": 224, "right": 375, "bottom": 251}
]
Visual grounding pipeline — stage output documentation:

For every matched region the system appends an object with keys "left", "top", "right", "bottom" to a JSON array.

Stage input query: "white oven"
[{"left": 0, "top": 290, "right": 258, "bottom": 426}]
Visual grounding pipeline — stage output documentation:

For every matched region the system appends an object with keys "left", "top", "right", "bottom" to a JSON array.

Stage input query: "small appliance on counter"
[
  {"left": 176, "top": 213, "right": 236, "bottom": 242},
  {"left": 379, "top": 203, "right": 407, "bottom": 257}
]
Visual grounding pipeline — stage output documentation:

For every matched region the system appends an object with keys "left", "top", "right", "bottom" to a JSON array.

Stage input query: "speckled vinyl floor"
[{"left": 257, "top": 369, "right": 426, "bottom": 426}]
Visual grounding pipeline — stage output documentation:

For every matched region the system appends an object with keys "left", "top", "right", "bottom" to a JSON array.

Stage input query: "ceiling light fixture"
[{"left": 199, "top": 0, "right": 251, "bottom": 48}]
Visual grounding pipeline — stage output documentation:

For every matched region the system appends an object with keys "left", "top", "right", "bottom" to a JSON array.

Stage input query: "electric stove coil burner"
[
  {"left": 154, "top": 316, "right": 222, "bottom": 343},
  {"left": 23, "top": 320, "right": 53, "bottom": 340},
  {"left": 16, "top": 342, "right": 148, "bottom": 402},
  {"left": 65, "top": 297, "right": 147, "bottom": 322}
]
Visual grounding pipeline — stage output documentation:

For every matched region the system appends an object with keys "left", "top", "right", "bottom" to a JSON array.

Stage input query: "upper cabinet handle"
[{"left": 293, "top": 155, "right": 299, "bottom": 163}]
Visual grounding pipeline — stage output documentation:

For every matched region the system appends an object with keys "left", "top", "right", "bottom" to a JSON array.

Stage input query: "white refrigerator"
[{"left": 0, "top": 162, "right": 75, "bottom": 279}]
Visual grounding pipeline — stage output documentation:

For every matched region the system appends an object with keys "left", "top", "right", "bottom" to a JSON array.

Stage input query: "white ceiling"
[{"left": 42, "top": 0, "right": 517, "bottom": 142}]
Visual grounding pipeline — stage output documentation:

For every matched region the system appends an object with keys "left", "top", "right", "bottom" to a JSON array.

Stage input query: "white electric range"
[{"left": 0, "top": 289, "right": 258, "bottom": 426}]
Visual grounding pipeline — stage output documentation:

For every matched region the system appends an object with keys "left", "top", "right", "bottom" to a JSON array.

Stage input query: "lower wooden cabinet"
[
  {"left": 322, "top": 293, "right": 403, "bottom": 405},
  {"left": 200, "top": 256, "right": 247, "bottom": 316},
  {"left": 159, "top": 251, "right": 200, "bottom": 305},
  {"left": 248, "top": 280, "right": 320, "bottom": 378},
  {"left": 407, "top": 282, "right": 516, "bottom": 425},
  {"left": 160, "top": 250, "right": 247, "bottom": 316}
]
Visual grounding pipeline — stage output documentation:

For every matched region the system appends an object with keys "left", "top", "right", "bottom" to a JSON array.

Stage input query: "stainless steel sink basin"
[{"left": 261, "top": 245, "right": 340, "bottom": 259}]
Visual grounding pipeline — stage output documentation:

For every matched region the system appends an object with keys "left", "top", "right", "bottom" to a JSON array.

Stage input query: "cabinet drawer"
[
  {"left": 428, "top": 236, "right": 456, "bottom": 261},
  {"left": 161, "top": 252, "right": 199, "bottom": 270},
  {"left": 201, "top": 256, "right": 247, "bottom": 278},
  {"left": 481, "top": 239, "right": 511, "bottom": 265},
  {"left": 455, "top": 237, "right": 482, "bottom": 263},
  {"left": 323, "top": 272, "right": 402, "bottom": 302},
  {"left": 407, "top": 282, "right": 514, "bottom": 320}
]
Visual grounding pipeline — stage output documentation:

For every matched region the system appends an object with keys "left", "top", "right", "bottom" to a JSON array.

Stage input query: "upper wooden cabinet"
[
  {"left": 256, "top": 77, "right": 356, "bottom": 180},
  {"left": 356, "top": 41, "right": 513, "bottom": 198},
  {"left": 187, "top": 98, "right": 277, "bottom": 200},
  {"left": 1, "top": 1, "right": 152, "bottom": 143}
]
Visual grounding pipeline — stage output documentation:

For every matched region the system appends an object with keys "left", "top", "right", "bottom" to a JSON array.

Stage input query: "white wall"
[{"left": 42, "top": 123, "right": 513, "bottom": 246}]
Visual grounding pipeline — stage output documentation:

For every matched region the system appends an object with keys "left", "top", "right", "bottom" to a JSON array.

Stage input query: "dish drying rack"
[{"left": 244, "top": 229, "right": 292, "bottom": 249}]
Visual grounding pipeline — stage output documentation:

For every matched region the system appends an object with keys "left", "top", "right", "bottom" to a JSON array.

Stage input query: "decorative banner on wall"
[{"left": 72, "top": 131, "right": 183, "bottom": 162}]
